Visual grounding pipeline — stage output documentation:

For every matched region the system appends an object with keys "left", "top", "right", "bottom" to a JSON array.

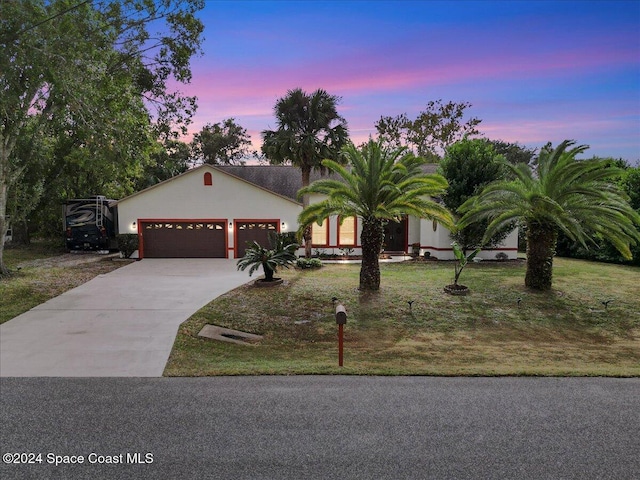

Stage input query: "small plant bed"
[
  {"left": 408, "top": 256, "right": 439, "bottom": 262},
  {"left": 165, "top": 258, "right": 640, "bottom": 377},
  {"left": 443, "top": 283, "right": 469, "bottom": 295},
  {"left": 311, "top": 255, "right": 393, "bottom": 261},
  {"left": 443, "top": 242, "right": 479, "bottom": 296},
  {"left": 253, "top": 277, "right": 284, "bottom": 287}
]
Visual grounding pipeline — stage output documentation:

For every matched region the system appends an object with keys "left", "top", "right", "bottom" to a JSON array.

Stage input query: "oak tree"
[
  {"left": 0, "top": 0, "right": 204, "bottom": 274},
  {"left": 376, "top": 100, "right": 482, "bottom": 160}
]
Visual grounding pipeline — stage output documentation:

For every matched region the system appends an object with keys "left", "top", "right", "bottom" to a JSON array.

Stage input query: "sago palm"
[
  {"left": 459, "top": 140, "right": 640, "bottom": 290},
  {"left": 236, "top": 234, "right": 298, "bottom": 282},
  {"left": 298, "top": 139, "right": 453, "bottom": 291}
]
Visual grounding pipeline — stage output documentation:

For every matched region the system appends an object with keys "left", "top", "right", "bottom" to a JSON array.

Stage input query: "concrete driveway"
[{"left": 0, "top": 259, "right": 251, "bottom": 377}]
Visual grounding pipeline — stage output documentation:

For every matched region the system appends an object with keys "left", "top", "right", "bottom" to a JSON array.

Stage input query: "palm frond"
[
  {"left": 461, "top": 139, "right": 640, "bottom": 261},
  {"left": 298, "top": 138, "right": 452, "bottom": 229}
]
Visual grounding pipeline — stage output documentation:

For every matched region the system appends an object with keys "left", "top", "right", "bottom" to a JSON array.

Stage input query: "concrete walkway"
[{"left": 0, "top": 259, "right": 251, "bottom": 377}]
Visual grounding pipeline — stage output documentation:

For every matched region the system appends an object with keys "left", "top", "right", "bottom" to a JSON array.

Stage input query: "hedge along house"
[{"left": 115, "top": 164, "right": 518, "bottom": 260}]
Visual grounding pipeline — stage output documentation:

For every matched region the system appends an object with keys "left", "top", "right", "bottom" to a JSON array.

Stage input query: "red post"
[
  {"left": 335, "top": 304, "right": 347, "bottom": 367},
  {"left": 338, "top": 323, "right": 344, "bottom": 367}
]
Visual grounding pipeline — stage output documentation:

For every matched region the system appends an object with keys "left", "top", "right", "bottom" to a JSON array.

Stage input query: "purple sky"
[{"left": 180, "top": 0, "right": 640, "bottom": 164}]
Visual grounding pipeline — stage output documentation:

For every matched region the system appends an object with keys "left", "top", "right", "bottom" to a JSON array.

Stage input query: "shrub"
[
  {"left": 339, "top": 247, "right": 354, "bottom": 257},
  {"left": 279, "top": 231, "right": 298, "bottom": 246},
  {"left": 556, "top": 233, "right": 640, "bottom": 266},
  {"left": 116, "top": 234, "right": 138, "bottom": 258},
  {"left": 495, "top": 252, "right": 509, "bottom": 261},
  {"left": 296, "top": 258, "right": 322, "bottom": 269}
]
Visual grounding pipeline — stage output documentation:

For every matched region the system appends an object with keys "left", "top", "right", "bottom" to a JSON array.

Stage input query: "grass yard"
[
  {"left": 165, "top": 258, "right": 640, "bottom": 377},
  {"left": 0, "top": 242, "right": 125, "bottom": 324}
]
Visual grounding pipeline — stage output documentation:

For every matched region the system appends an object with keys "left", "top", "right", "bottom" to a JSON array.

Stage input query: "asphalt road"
[{"left": 1, "top": 377, "right": 638, "bottom": 480}]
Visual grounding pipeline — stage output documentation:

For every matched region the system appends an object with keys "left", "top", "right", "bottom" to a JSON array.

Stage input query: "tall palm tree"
[
  {"left": 262, "top": 88, "right": 349, "bottom": 257},
  {"left": 298, "top": 140, "right": 454, "bottom": 291},
  {"left": 459, "top": 140, "right": 640, "bottom": 290}
]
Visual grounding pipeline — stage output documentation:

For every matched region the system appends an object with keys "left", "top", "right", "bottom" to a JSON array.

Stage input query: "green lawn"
[
  {"left": 0, "top": 243, "right": 124, "bottom": 324},
  {"left": 165, "top": 258, "right": 640, "bottom": 377}
]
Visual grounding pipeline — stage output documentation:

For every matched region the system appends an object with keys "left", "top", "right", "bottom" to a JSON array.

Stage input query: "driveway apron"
[{"left": 0, "top": 259, "right": 250, "bottom": 377}]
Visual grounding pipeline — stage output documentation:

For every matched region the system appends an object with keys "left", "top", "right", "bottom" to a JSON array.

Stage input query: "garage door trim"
[{"left": 138, "top": 218, "right": 228, "bottom": 259}]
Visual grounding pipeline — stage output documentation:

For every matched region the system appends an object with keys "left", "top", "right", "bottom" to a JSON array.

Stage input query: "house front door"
[{"left": 383, "top": 218, "right": 407, "bottom": 252}]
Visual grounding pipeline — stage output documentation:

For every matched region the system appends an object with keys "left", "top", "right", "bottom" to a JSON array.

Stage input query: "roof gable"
[{"left": 116, "top": 164, "right": 301, "bottom": 206}]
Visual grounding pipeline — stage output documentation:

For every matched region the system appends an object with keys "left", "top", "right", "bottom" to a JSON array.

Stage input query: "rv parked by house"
[{"left": 63, "top": 196, "right": 118, "bottom": 251}]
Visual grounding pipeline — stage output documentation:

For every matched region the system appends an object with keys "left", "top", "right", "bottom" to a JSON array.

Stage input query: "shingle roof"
[{"left": 215, "top": 164, "right": 439, "bottom": 201}]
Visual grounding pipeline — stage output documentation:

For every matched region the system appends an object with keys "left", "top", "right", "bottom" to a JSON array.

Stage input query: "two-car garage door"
[{"left": 140, "top": 220, "right": 279, "bottom": 258}]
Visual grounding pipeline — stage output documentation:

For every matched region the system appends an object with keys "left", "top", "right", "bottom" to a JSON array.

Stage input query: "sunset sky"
[{"left": 182, "top": 0, "right": 640, "bottom": 164}]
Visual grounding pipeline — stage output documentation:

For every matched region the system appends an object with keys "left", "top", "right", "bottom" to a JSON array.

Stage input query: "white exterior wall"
[
  {"left": 116, "top": 166, "right": 519, "bottom": 260},
  {"left": 477, "top": 229, "right": 519, "bottom": 260},
  {"left": 117, "top": 166, "right": 302, "bottom": 258},
  {"left": 407, "top": 216, "right": 420, "bottom": 247},
  {"left": 418, "top": 217, "right": 519, "bottom": 260}
]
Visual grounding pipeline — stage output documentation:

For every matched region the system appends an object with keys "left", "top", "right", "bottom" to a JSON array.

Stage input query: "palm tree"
[
  {"left": 236, "top": 233, "right": 298, "bottom": 282},
  {"left": 262, "top": 88, "right": 349, "bottom": 257},
  {"left": 459, "top": 140, "right": 640, "bottom": 291},
  {"left": 298, "top": 140, "right": 454, "bottom": 291}
]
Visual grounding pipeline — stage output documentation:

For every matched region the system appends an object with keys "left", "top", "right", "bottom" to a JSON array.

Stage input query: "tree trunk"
[
  {"left": 525, "top": 222, "right": 557, "bottom": 291},
  {"left": 10, "top": 219, "right": 30, "bottom": 245},
  {"left": 360, "top": 217, "right": 384, "bottom": 291},
  {"left": 0, "top": 190, "right": 7, "bottom": 276},
  {"left": 0, "top": 137, "right": 12, "bottom": 275},
  {"left": 301, "top": 166, "right": 312, "bottom": 258},
  {"left": 263, "top": 264, "right": 274, "bottom": 281}
]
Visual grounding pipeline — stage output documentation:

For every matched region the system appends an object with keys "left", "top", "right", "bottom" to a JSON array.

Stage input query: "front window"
[
  {"left": 338, "top": 216, "right": 356, "bottom": 246},
  {"left": 311, "top": 220, "right": 328, "bottom": 246}
]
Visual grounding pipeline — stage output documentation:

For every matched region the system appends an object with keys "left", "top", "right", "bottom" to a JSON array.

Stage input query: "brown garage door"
[
  {"left": 235, "top": 221, "right": 278, "bottom": 257},
  {"left": 141, "top": 221, "right": 226, "bottom": 258}
]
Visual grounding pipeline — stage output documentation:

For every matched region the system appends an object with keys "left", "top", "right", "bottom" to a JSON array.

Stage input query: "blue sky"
[{"left": 181, "top": 0, "right": 640, "bottom": 163}]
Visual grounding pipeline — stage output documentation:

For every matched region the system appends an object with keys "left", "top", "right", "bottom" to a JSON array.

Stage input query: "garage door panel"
[
  {"left": 142, "top": 221, "right": 226, "bottom": 258},
  {"left": 235, "top": 221, "right": 278, "bottom": 257}
]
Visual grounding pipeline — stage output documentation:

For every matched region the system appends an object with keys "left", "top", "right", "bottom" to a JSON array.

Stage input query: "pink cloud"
[
  {"left": 170, "top": 27, "right": 638, "bottom": 162},
  {"left": 186, "top": 41, "right": 637, "bottom": 117}
]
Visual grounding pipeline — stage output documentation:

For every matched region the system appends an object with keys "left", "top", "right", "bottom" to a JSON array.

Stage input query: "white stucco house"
[{"left": 115, "top": 164, "right": 518, "bottom": 260}]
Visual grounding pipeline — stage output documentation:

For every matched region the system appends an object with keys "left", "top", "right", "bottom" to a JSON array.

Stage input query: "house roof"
[
  {"left": 114, "top": 164, "right": 302, "bottom": 206},
  {"left": 215, "top": 166, "right": 341, "bottom": 201},
  {"left": 115, "top": 163, "right": 441, "bottom": 205},
  {"left": 216, "top": 164, "right": 440, "bottom": 201}
]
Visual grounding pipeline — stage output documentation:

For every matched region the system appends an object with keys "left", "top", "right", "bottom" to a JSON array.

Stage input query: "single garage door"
[
  {"left": 141, "top": 221, "right": 226, "bottom": 258},
  {"left": 235, "top": 221, "right": 278, "bottom": 257}
]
